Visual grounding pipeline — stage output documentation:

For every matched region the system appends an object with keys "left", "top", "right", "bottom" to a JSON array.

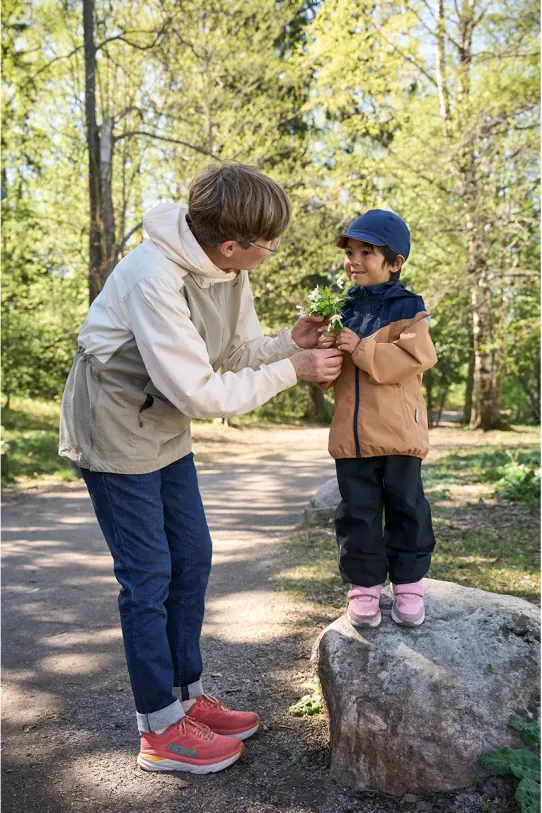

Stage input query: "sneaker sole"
[
  {"left": 347, "top": 610, "right": 382, "bottom": 629},
  {"left": 137, "top": 744, "right": 243, "bottom": 774},
  {"left": 223, "top": 722, "right": 259, "bottom": 741},
  {"left": 391, "top": 606, "right": 425, "bottom": 627}
]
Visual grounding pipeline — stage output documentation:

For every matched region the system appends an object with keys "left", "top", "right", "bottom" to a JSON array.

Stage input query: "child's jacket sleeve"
[{"left": 351, "top": 312, "right": 437, "bottom": 384}]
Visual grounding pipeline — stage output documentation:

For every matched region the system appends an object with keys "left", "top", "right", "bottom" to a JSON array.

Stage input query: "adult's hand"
[
  {"left": 290, "top": 349, "right": 343, "bottom": 382},
  {"left": 291, "top": 314, "right": 329, "bottom": 349}
]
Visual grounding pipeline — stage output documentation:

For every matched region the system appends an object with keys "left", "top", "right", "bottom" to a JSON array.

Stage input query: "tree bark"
[
  {"left": 435, "top": 0, "right": 451, "bottom": 138},
  {"left": 424, "top": 370, "right": 434, "bottom": 428},
  {"left": 309, "top": 383, "right": 331, "bottom": 423},
  {"left": 463, "top": 331, "right": 474, "bottom": 424},
  {"left": 83, "top": 0, "right": 103, "bottom": 304},
  {"left": 469, "top": 271, "right": 501, "bottom": 429},
  {"left": 455, "top": 1, "right": 501, "bottom": 430},
  {"left": 100, "top": 114, "right": 116, "bottom": 278}
]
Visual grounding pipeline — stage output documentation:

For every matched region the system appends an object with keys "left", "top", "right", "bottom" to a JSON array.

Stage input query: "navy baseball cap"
[{"left": 334, "top": 209, "right": 410, "bottom": 259}]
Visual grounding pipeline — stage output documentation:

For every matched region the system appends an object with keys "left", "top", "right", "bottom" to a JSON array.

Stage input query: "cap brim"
[{"left": 333, "top": 231, "right": 387, "bottom": 249}]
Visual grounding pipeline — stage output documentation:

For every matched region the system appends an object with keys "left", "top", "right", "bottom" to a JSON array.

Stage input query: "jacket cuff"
[
  {"left": 278, "top": 328, "right": 302, "bottom": 356},
  {"left": 272, "top": 357, "right": 298, "bottom": 388},
  {"left": 351, "top": 337, "right": 373, "bottom": 372}
]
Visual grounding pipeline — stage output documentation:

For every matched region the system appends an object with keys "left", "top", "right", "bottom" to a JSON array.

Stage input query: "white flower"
[
  {"left": 330, "top": 314, "right": 342, "bottom": 326},
  {"left": 336, "top": 276, "right": 344, "bottom": 289}
]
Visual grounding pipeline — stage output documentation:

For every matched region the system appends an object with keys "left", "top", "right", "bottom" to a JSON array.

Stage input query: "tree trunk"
[
  {"left": 309, "top": 383, "right": 331, "bottom": 423},
  {"left": 100, "top": 114, "right": 116, "bottom": 280},
  {"left": 435, "top": 0, "right": 451, "bottom": 137},
  {"left": 463, "top": 334, "right": 474, "bottom": 425},
  {"left": 83, "top": 0, "right": 103, "bottom": 304},
  {"left": 424, "top": 370, "right": 434, "bottom": 428},
  {"left": 455, "top": 3, "right": 501, "bottom": 431},
  {"left": 469, "top": 272, "right": 501, "bottom": 429}
]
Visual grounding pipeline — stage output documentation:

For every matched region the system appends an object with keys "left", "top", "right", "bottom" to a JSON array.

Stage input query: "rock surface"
[
  {"left": 305, "top": 476, "right": 340, "bottom": 522},
  {"left": 316, "top": 578, "right": 540, "bottom": 795}
]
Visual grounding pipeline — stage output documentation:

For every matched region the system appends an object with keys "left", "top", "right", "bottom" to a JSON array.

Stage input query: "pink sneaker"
[
  {"left": 347, "top": 585, "right": 381, "bottom": 628},
  {"left": 391, "top": 581, "right": 425, "bottom": 626}
]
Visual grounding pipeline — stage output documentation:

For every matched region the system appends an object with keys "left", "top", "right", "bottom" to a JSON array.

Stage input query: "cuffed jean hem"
[
  {"left": 136, "top": 699, "right": 184, "bottom": 734},
  {"left": 173, "top": 679, "right": 204, "bottom": 702}
]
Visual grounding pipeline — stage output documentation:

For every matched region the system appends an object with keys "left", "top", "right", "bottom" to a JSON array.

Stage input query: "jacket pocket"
[
  {"left": 138, "top": 395, "right": 154, "bottom": 428},
  {"left": 398, "top": 382, "right": 424, "bottom": 444}
]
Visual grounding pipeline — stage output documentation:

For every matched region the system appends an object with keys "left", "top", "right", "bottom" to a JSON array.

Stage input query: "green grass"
[
  {"left": 422, "top": 446, "right": 540, "bottom": 507},
  {"left": 430, "top": 519, "right": 540, "bottom": 601},
  {"left": 1, "top": 396, "right": 79, "bottom": 484}
]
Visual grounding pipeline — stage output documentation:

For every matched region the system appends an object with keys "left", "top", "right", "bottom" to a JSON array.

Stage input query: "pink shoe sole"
[
  {"left": 347, "top": 609, "right": 382, "bottom": 628},
  {"left": 391, "top": 606, "right": 425, "bottom": 627}
]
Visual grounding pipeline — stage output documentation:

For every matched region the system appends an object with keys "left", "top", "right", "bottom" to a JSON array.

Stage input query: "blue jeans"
[{"left": 81, "top": 453, "right": 212, "bottom": 733}]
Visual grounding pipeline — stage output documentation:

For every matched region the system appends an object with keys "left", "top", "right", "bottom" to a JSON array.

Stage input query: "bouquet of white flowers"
[{"left": 299, "top": 277, "right": 352, "bottom": 330}]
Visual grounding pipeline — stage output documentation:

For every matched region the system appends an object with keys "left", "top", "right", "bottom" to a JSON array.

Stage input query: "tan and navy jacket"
[{"left": 324, "top": 281, "right": 437, "bottom": 460}]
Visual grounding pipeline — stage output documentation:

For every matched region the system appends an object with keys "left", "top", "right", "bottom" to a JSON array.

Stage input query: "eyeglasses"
[{"left": 249, "top": 242, "right": 278, "bottom": 254}]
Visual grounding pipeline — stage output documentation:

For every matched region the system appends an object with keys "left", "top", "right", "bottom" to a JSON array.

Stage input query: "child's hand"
[
  {"left": 318, "top": 329, "right": 339, "bottom": 349},
  {"left": 337, "top": 327, "right": 361, "bottom": 354}
]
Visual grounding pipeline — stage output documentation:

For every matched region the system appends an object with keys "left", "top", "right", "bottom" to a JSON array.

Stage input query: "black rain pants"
[{"left": 335, "top": 456, "right": 436, "bottom": 587}]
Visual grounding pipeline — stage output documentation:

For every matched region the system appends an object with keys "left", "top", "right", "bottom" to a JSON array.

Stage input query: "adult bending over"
[{"left": 59, "top": 162, "right": 342, "bottom": 775}]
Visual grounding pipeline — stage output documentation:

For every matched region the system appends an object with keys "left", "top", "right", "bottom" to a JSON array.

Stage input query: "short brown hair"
[{"left": 187, "top": 162, "right": 292, "bottom": 248}]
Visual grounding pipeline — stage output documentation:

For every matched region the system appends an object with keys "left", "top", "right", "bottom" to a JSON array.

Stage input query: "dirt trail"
[
  {"left": 2, "top": 426, "right": 353, "bottom": 813},
  {"left": 3, "top": 423, "right": 529, "bottom": 813}
]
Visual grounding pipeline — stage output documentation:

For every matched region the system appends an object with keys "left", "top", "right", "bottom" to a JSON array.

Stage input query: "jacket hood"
[
  {"left": 143, "top": 202, "right": 239, "bottom": 285},
  {"left": 342, "top": 280, "right": 424, "bottom": 340}
]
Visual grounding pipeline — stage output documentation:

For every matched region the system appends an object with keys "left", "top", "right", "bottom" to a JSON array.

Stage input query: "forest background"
[{"left": 2, "top": 0, "right": 540, "bottom": 480}]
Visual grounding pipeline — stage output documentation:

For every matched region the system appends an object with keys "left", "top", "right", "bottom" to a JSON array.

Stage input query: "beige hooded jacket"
[{"left": 59, "top": 203, "right": 298, "bottom": 473}]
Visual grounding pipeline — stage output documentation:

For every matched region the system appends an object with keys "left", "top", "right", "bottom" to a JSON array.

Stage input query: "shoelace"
[
  {"left": 178, "top": 716, "right": 214, "bottom": 742},
  {"left": 199, "top": 694, "right": 233, "bottom": 714}
]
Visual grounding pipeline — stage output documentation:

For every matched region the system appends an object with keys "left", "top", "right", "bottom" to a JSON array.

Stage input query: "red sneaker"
[
  {"left": 138, "top": 716, "right": 243, "bottom": 774},
  {"left": 187, "top": 694, "right": 260, "bottom": 740}
]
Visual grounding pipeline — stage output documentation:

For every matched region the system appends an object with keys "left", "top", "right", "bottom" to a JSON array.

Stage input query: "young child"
[{"left": 319, "top": 209, "right": 437, "bottom": 628}]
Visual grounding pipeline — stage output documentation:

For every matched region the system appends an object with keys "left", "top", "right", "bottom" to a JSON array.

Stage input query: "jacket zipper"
[{"left": 353, "top": 367, "right": 361, "bottom": 457}]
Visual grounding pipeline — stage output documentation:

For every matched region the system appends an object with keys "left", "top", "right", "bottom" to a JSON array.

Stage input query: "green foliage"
[
  {"left": 248, "top": 380, "right": 333, "bottom": 424},
  {"left": 1, "top": 397, "right": 79, "bottom": 483},
  {"left": 494, "top": 460, "right": 541, "bottom": 507},
  {"left": 480, "top": 717, "right": 541, "bottom": 813},
  {"left": 288, "top": 679, "right": 324, "bottom": 717},
  {"left": 509, "top": 716, "right": 541, "bottom": 749},
  {"left": 424, "top": 447, "right": 540, "bottom": 506},
  {"left": 480, "top": 747, "right": 539, "bottom": 781},
  {"left": 3, "top": 0, "right": 539, "bottom": 429},
  {"left": 515, "top": 778, "right": 541, "bottom": 813},
  {"left": 303, "top": 281, "right": 352, "bottom": 329}
]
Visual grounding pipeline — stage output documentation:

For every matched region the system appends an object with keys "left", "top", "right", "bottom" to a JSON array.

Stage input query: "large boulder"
[
  {"left": 305, "top": 476, "right": 340, "bottom": 523},
  {"left": 315, "top": 579, "right": 540, "bottom": 795}
]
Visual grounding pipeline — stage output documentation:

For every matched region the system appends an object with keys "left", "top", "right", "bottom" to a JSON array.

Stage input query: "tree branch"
[
  {"left": 116, "top": 220, "right": 144, "bottom": 254},
  {"left": 113, "top": 130, "right": 218, "bottom": 158}
]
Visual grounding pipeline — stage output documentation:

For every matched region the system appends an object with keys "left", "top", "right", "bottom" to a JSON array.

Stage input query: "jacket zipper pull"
[
  {"left": 138, "top": 413, "right": 143, "bottom": 428},
  {"left": 415, "top": 408, "right": 420, "bottom": 423}
]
